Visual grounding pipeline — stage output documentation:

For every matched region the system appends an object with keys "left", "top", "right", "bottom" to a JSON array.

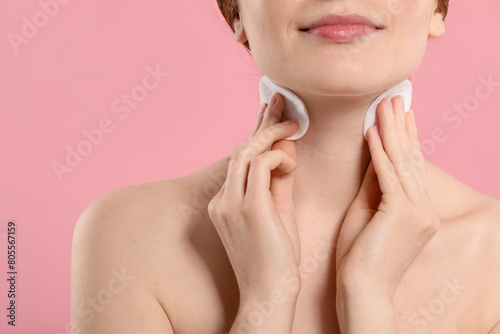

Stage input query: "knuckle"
[
  {"left": 429, "top": 213, "right": 441, "bottom": 231},
  {"left": 337, "top": 263, "right": 365, "bottom": 291},
  {"left": 232, "top": 142, "right": 255, "bottom": 159},
  {"left": 250, "top": 154, "right": 265, "bottom": 166},
  {"left": 241, "top": 198, "right": 255, "bottom": 216},
  {"left": 262, "top": 122, "right": 281, "bottom": 137},
  {"left": 257, "top": 128, "right": 273, "bottom": 144},
  {"left": 416, "top": 210, "right": 440, "bottom": 235},
  {"left": 242, "top": 195, "right": 265, "bottom": 218},
  {"left": 229, "top": 145, "right": 253, "bottom": 176},
  {"left": 207, "top": 198, "right": 220, "bottom": 220},
  {"left": 231, "top": 145, "right": 244, "bottom": 159},
  {"left": 218, "top": 199, "right": 239, "bottom": 220},
  {"left": 208, "top": 193, "right": 222, "bottom": 211},
  {"left": 230, "top": 146, "right": 243, "bottom": 166},
  {"left": 284, "top": 271, "right": 302, "bottom": 296},
  {"left": 232, "top": 142, "right": 244, "bottom": 156}
]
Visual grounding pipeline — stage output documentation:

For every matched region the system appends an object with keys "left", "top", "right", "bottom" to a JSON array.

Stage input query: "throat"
[{"left": 292, "top": 134, "right": 371, "bottom": 218}]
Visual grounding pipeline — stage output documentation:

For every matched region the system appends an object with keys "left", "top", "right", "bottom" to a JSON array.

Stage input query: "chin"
[{"left": 285, "top": 68, "right": 396, "bottom": 97}]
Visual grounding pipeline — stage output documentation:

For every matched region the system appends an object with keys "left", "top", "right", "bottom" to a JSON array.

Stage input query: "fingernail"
[
  {"left": 269, "top": 92, "right": 277, "bottom": 107},
  {"left": 399, "top": 96, "right": 405, "bottom": 110},
  {"left": 282, "top": 119, "right": 295, "bottom": 125},
  {"left": 258, "top": 102, "right": 266, "bottom": 115},
  {"left": 386, "top": 98, "right": 393, "bottom": 111}
]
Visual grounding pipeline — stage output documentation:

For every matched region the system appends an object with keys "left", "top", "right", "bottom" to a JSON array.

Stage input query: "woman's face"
[{"left": 233, "top": 0, "right": 446, "bottom": 96}]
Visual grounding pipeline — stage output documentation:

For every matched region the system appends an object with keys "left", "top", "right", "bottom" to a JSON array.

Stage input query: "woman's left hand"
[{"left": 335, "top": 96, "right": 441, "bottom": 332}]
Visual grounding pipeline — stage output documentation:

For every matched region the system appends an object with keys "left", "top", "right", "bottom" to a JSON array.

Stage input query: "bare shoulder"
[
  {"left": 71, "top": 179, "right": 182, "bottom": 333},
  {"left": 424, "top": 159, "right": 500, "bottom": 331},
  {"left": 71, "top": 155, "right": 232, "bottom": 334},
  {"left": 424, "top": 159, "right": 497, "bottom": 220},
  {"left": 471, "top": 194, "right": 500, "bottom": 279},
  {"left": 425, "top": 158, "right": 500, "bottom": 262},
  {"left": 466, "top": 194, "right": 500, "bottom": 270},
  {"left": 470, "top": 196, "right": 500, "bottom": 333}
]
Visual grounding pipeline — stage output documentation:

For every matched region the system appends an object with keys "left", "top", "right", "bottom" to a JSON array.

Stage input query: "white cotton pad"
[
  {"left": 259, "top": 75, "right": 310, "bottom": 141},
  {"left": 362, "top": 80, "right": 412, "bottom": 140},
  {"left": 259, "top": 75, "right": 412, "bottom": 141}
]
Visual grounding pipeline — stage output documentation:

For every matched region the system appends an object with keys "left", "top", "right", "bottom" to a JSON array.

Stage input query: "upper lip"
[{"left": 301, "top": 14, "right": 382, "bottom": 30}]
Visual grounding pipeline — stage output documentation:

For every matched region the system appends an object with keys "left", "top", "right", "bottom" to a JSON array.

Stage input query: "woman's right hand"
[{"left": 208, "top": 92, "right": 302, "bottom": 304}]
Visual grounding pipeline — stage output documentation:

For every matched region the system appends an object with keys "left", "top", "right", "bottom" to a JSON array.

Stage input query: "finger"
[
  {"left": 348, "top": 159, "right": 382, "bottom": 212},
  {"left": 257, "top": 92, "right": 287, "bottom": 134},
  {"left": 251, "top": 102, "right": 268, "bottom": 137},
  {"left": 379, "top": 97, "right": 423, "bottom": 200},
  {"left": 270, "top": 139, "right": 297, "bottom": 217},
  {"left": 245, "top": 149, "right": 297, "bottom": 201},
  {"left": 377, "top": 98, "right": 398, "bottom": 150},
  {"left": 391, "top": 98, "right": 426, "bottom": 200},
  {"left": 366, "top": 125, "right": 401, "bottom": 195},
  {"left": 225, "top": 120, "right": 299, "bottom": 200},
  {"left": 405, "top": 109, "right": 429, "bottom": 194},
  {"left": 392, "top": 95, "right": 406, "bottom": 132},
  {"left": 270, "top": 139, "right": 300, "bottom": 264},
  {"left": 336, "top": 160, "right": 381, "bottom": 265}
]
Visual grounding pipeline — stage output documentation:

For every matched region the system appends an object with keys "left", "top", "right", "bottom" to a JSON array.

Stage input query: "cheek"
[
  {"left": 245, "top": 4, "right": 292, "bottom": 71},
  {"left": 385, "top": 3, "right": 432, "bottom": 70}
]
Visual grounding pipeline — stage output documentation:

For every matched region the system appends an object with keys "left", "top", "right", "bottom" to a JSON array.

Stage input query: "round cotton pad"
[
  {"left": 259, "top": 75, "right": 412, "bottom": 141},
  {"left": 259, "top": 76, "right": 309, "bottom": 140},
  {"left": 362, "top": 80, "right": 412, "bottom": 140}
]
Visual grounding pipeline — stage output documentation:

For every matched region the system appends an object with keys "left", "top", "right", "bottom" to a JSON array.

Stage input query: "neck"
[{"left": 291, "top": 90, "right": 381, "bottom": 228}]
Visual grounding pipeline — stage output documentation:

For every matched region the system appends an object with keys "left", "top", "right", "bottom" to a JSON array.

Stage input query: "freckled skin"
[
  {"left": 72, "top": 154, "right": 500, "bottom": 333},
  {"left": 71, "top": 0, "right": 500, "bottom": 333}
]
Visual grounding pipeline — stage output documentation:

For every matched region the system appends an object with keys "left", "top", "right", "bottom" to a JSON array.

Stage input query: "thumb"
[
  {"left": 336, "top": 159, "right": 381, "bottom": 266},
  {"left": 270, "top": 139, "right": 300, "bottom": 263},
  {"left": 269, "top": 138, "right": 297, "bottom": 215},
  {"left": 348, "top": 159, "right": 381, "bottom": 212}
]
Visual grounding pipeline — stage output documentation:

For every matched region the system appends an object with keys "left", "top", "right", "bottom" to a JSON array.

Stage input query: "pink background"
[{"left": 0, "top": 0, "right": 499, "bottom": 332}]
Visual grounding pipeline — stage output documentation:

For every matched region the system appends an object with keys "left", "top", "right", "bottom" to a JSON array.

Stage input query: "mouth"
[
  {"left": 299, "top": 14, "right": 383, "bottom": 42},
  {"left": 300, "top": 13, "right": 383, "bottom": 31}
]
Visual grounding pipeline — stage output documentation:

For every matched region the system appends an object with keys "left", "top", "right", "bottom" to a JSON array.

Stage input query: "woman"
[{"left": 71, "top": 0, "right": 500, "bottom": 333}]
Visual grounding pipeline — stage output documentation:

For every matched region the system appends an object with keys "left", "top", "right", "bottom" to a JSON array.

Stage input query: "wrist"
[
  {"left": 337, "top": 287, "right": 394, "bottom": 310},
  {"left": 336, "top": 288, "right": 398, "bottom": 333},
  {"left": 336, "top": 280, "right": 396, "bottom": 318},
  {"left": 240, "top": 285, "right": 299, "bottom": 311},
  {"left": 337, "top": 274, "right": 395, "bottom": 303},
  {"left": 233, "top": 290, "right": 299, "bottom": 334},
  {"left": 240, "top": 270, "right": 302, "bottom": 305}
]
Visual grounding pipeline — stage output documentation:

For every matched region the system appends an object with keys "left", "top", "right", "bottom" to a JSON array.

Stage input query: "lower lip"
[{"left": 304, "top": 24, "right": 379, "bottom": 41}]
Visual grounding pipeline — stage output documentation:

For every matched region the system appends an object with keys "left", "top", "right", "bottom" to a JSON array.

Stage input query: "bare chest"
[
  {"left": 164, "top": 248, "right": 486, "bottom": 333},
  {"left": 160, "top": 213, "right": 493, "bottom": 334}
]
